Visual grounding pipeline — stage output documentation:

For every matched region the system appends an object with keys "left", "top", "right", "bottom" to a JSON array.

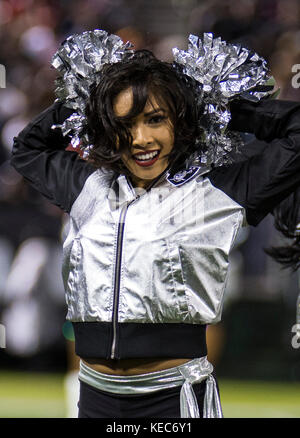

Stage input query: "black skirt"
[{"left": 78, "top": 379, "right": 208, "bottom": 418}]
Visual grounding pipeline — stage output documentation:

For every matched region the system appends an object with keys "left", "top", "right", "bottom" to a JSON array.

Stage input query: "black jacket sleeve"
[
  {"left": 208, "top": 99, "right": 300, "bottom": 226},
  {"left": 11, "top": 102, "right": 95, "bottom": 213}
]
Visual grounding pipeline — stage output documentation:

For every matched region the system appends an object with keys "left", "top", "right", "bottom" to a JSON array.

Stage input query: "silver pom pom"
[
  {"left": 51, "top": 29, "right": 133, "bottom": 154},
  {"left": 173, "top": 33, "right": 274, "bottom": 167}
]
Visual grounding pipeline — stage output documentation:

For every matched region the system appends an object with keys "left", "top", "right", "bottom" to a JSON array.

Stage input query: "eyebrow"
[{"left": 144, "top": 108, "right": 166, "bottom": 117}]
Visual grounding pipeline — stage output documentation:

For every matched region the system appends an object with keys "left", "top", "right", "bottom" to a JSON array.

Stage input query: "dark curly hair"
[{"left": 85, "top": 50, "right": 203, "bottom": 176}]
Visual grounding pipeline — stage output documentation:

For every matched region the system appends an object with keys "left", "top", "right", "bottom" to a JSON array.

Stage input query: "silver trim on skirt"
[{"left": 79, "top": 357, "right": 223, "bottom": 418}]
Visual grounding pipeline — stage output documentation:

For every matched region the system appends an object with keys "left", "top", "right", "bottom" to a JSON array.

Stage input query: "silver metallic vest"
[{"left": 62, "top": 167, "right": 245, "bottom": 325}]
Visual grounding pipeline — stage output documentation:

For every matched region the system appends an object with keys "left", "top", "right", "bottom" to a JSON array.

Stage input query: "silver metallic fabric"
[
  {"left": 62, "top": 168, "right": 245, "bottom": 324},
  {"left": 78, "top": 357, "right": 223, "bottom": 418},
  {"left": 173, "top": 33, "right": 274, "bottom": 167},
  {"left": 51, "top": 29, "right": 133, "bottom": 155}
]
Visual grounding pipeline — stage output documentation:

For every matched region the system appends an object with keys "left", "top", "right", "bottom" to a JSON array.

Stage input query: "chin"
[
  {"left": 137, "top": 170, "right": 161, "bottom": 181},
  {"left": 127, "top": 161, "right": 169, "bottom": 188}
]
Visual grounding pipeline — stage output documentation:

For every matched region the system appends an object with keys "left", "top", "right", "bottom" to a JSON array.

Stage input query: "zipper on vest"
[
  {"left": 110, "top": 199, "right": 135, "bottom": 359},
  {"left": 110, "top": 171, "right": 167, "bottom": 359}
]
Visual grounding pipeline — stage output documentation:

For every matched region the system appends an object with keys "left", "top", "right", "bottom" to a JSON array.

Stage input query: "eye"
[{"left": 148, "top": 114, "right": 166, "bottom": 124}]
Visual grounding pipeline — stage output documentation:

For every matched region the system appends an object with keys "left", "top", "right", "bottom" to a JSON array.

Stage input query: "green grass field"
[{"left": 0, "top": 371, "right": 299, "bottom": 418}]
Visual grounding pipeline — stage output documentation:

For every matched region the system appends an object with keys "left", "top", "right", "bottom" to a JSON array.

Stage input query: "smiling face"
[{"left": 113, "top": 87, "right": 174, "bottom": 188}]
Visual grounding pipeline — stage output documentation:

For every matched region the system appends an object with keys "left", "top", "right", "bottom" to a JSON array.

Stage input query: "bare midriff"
[{"left": 81, "top": 358, "right": 191, "bottom": 376}]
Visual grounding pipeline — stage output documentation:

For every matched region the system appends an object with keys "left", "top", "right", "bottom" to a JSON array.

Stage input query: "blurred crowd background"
[{"left": 0, "top": 0, "right": 299, "bottom": 385}]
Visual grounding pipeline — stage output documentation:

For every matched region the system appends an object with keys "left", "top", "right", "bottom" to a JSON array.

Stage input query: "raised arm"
[
  {"left": 11, "top": 102, "right": 95, "bottom": 213},
  {"left": 209, "top": 99, "right": 300, "bottom": 226}
]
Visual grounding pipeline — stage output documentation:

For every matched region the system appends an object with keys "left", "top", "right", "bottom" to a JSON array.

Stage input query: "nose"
[{"left": 131, "top": 123, "right": 153, "bottom": 148}]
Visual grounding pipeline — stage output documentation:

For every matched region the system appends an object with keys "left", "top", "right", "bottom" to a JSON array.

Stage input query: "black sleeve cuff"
[{"left": 228, "top": 99, "right": 300, "bottom": 142}]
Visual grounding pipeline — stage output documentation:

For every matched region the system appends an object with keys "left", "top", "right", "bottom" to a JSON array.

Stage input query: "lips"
[{"left": 132, "top": 150, "right": 160, "bottom": 167}]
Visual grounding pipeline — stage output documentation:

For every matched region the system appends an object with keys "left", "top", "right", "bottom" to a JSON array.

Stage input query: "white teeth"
[{"left": 134, "top": 151, "right": 159, "bottom": 161}]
